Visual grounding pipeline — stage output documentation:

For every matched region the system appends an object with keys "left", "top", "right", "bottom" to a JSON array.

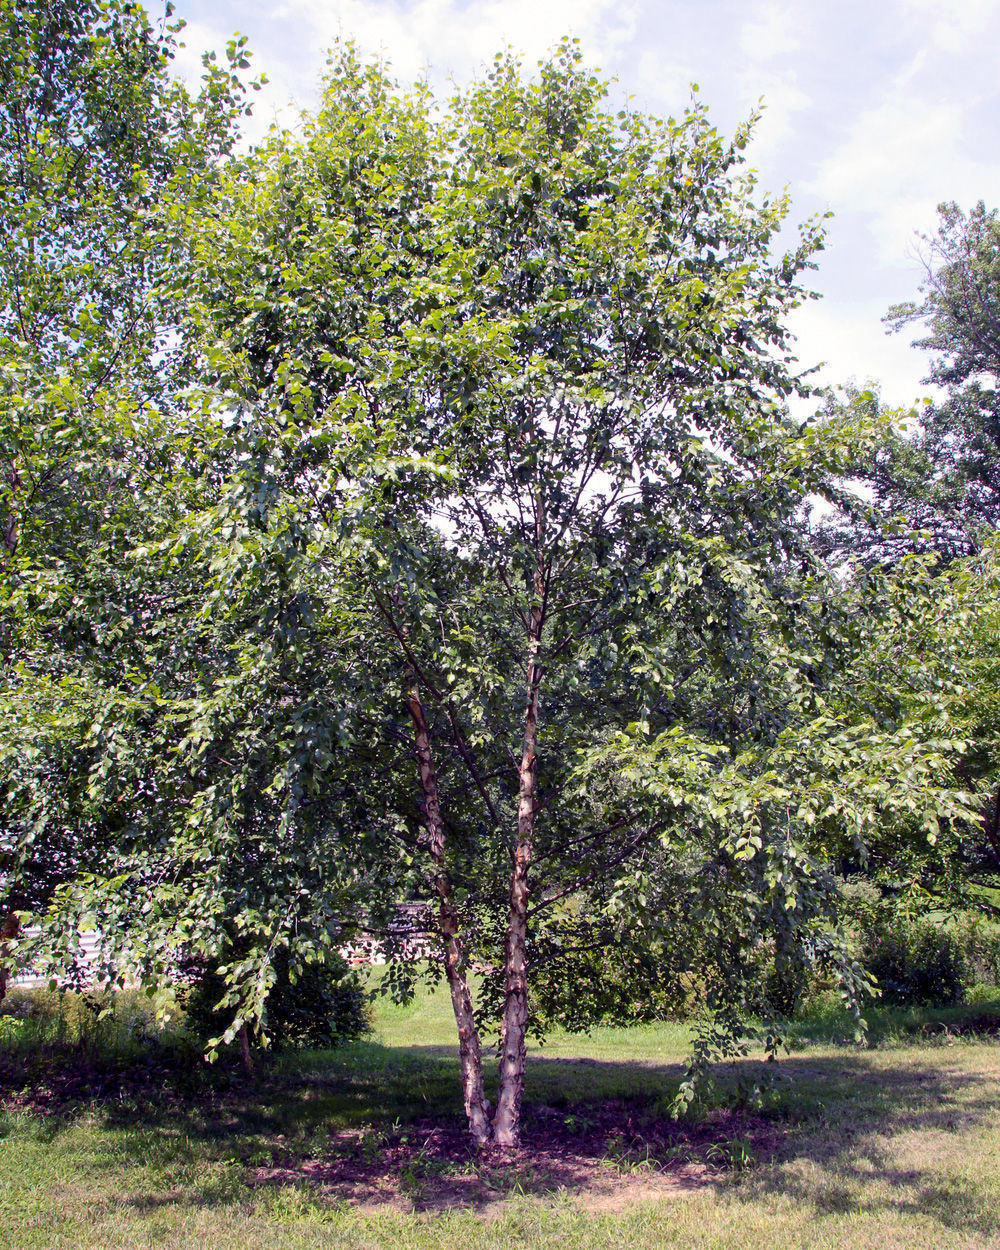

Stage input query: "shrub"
[
  {"left": 0, "top": 985, "right": 183, "bottom": 1054},
  {"left": 948, "top": 913, "right": 1000, "bottom": 990},
  {"left": 181, "top": 948, "right": 371, "bottom": 1052},
  {"left": 859, "top": 914, "right": 964, "bottom": 1007},
  {"left": 762, "top": 958, "right": 813, "bottom": 1019},
  {"left": 965, "top": 982, "right": 1000, "bottom": 1005}
]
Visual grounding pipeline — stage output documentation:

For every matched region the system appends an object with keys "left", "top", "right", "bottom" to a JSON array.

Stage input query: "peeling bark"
[
  {"left": 407, "top": 683, "right": 492, "bottom": 1146},
  {"left": 985, "top": 783, "right": 1000, "bottom": 867},
  {"left": 493, "top": 562, "right": 545, "bottom": 1148},
  {"left": 0, "top": 913, "right": 18, "bottom": 1004},
  {"left": 1, "top": 461, "right": 18, "bottom": 561},
  {"left": 239, "top": 1024, "right": 254, "bottom": 1077},
  {"left": 0, "top": 514, "right": 15, "bottom": 559}
]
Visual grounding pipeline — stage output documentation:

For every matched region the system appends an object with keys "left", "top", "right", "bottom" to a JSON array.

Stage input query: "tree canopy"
[
  {"left": 888, "top": 200, "right": 1000, "bottom": 538},
  {"left": 825, "top": 202, "right": 1000, "bottom": 566},
  {"left": 0, "top": 0, "right": 262, "bottom": 958}
]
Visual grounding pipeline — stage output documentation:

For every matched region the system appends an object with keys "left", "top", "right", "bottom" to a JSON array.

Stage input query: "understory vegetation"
[{"left": 5, "top": 902, "right": 999, "bottom": 1061}]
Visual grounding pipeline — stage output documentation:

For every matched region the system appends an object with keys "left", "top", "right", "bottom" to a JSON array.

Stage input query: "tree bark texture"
[
  {"left": 0, "top": 913, "right": 18, "bottom": 1004},
  {"left": 407, "top": 683, "right": 492, "bottom": 1145},
  {"left": 1, "top": 462, "right": 18, "bottom": 560},
  {"left": 239, "top": 1024, "right": 254, "bottom": 1077},
  {"left": 493, "top": 583, "right": 544, "bottom": 1148}
]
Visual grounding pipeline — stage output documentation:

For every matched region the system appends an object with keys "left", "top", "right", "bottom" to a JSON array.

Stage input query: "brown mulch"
[{"left": 249, "top": 1102, "right": 787, "bottom": 1212}]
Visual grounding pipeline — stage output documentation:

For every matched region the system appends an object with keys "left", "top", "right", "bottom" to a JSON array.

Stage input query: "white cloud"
[
  {"left": 176, "top": 0, "right": 641, "bottom": 143},
  {"left": 786, "top": 297, "right": 939, "bottom": 409},
  {"left": 171, "top": 19, "right": 229, "bottom": 89},
  {"left": 808, "top": 37, "right": 1000, "bottom": 267},
  {"left": 735, "top": 69, "right": 809, "bottom": 161},
  {"left": 896, "top": 0, "right": 997, "bottom": 54},
  {"left": 811, "top": 93, "right": 962, "bottom": 246},
  {"left": 731, "top": 2, "right": 813, "bottom": 164},
  {"left": 631, "top": 46, "right": 692, "bottom": 117},
  {"left": 739, "top": 0, "right": 803, "bottom": 62},
  {"left": 275, "top": 0, "right": 637, "bottom": 92}
]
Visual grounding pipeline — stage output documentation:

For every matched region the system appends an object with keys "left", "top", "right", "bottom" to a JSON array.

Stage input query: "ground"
[{"left": 0, "top": 980, "right": 998, "bottom": 1248}]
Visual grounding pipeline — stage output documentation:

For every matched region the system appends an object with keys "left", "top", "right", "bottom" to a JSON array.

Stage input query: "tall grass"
[{"left": 0, "top": 985, "right": 187, "bottom": 1058}]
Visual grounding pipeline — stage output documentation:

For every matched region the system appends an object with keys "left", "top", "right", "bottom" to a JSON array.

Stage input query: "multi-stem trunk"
[
  {"left": 493, "top": 572, "right": 545, "bottom": 1148},
  {"left": 407, "top": 682, "right": 492, "bottom": 1146}
]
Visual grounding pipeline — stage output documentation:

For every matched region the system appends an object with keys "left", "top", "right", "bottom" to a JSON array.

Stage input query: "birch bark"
[
  {"left": 407, "top": 683, "right": 492, "bottom": 1145},
  {"left": 493, "top": 541, "right": 546, "bottom": 1147}
]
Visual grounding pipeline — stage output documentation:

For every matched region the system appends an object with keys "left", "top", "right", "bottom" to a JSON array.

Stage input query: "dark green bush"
[
  {"left": 762, "top": 960, "right": 811, "bottom": 1019},
  {"left": 831, "top": 881, "right": 1000, "bottom": 1009},
  {"left": 859, "top": 915, "right": 964, "bottom": 1007},
  {"left": 181, "top": 948, "right": 371, "bottom": 1051},
  {"left": 948, "top": 913, "right": 1000, "bottom": 989}
]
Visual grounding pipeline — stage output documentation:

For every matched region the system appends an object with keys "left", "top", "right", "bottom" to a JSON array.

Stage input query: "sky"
[{"left": 176, "top": 0, "right": 1000, "bottom": 411}]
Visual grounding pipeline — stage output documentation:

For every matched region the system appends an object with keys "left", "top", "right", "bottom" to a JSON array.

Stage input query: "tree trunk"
[
  {"left": 0, "top": 913, "right": 19, "bottom": 1005},
  {"left": 1, "top": 461, "right": 19, "bottom": 560},
  {"left": 407, "top": 684, "right": 492, "bottom": 1146},
  {"left": 238, "top": 1024, "right": 254, "bottom": 1077},
  {"left": 493, "top": 592, "right": 544, "bottom": 1148},
  {"left": 982, "top": 783, "right": 1000, "bottom": 870}
]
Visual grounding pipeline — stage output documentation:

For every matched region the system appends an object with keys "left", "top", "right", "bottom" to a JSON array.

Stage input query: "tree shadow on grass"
[
  {"left": 4, "top": 1036, "right": 1000, "bottom": 1228},
  {"left": 710, "top": 1048, "right": 1000, "bottom": 1241}
]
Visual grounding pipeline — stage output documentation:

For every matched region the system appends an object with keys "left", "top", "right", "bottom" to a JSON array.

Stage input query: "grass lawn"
[{"left": 1, "top": 978, "right": 999, "bottom": 1248}]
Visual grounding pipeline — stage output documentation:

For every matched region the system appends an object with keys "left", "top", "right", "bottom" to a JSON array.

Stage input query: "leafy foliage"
[
  {"left": 180, "top": 949, "right": 370, "bottom": 1052},
  {"left": 824, "top": 202, "right": 1000, "bottom": 564},
  {"left": 825, "top": 545, "right": 999, "bottom": 909},
  {"left": 0, "top": 0, "right": 262, "bottom": 930},
  {"left": 857, "top": 913, "right": 964, "bottom": 1008}
]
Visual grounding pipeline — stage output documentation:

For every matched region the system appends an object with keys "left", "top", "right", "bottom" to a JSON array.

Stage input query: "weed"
[
  {"left": 562, "top": 1111, "right": 597, "bottom": 1134},
  {"left": 0, "top": 1015, "right": 25, "bottom": 1044},
  {"left": 705, "top": 1136, "right": 758, "bottom": 1176},
  {"left": 355, "top": 1123, "right": 389, "bottom": 1161},
  {"left": 601, "top": 1132, "right": 671, "bottom": 1173}
]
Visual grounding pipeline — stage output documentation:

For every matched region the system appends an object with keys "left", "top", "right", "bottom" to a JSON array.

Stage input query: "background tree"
[
  {"left": 888, "top": 202, "right": 1000, "bottom": 531},
  {"left": 0, "top": 42, "right": 429, "bottom": 1043},
  {"left": 827, "top": 546, "right": 999, "bottom": 910},
  {"left": 0, "top": 0, "right": 261, "bottom": 979},
  {"left": 0, "top": 0, "right": 254, "bottom": 572},
  {"left": 822, "top": 202, "right": 1000, "bottom": 565}
]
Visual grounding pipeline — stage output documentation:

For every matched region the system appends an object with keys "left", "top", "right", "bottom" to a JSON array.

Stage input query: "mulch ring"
[{"left": 249, "top": 1102, "right": 787, "bottom": 1212}]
